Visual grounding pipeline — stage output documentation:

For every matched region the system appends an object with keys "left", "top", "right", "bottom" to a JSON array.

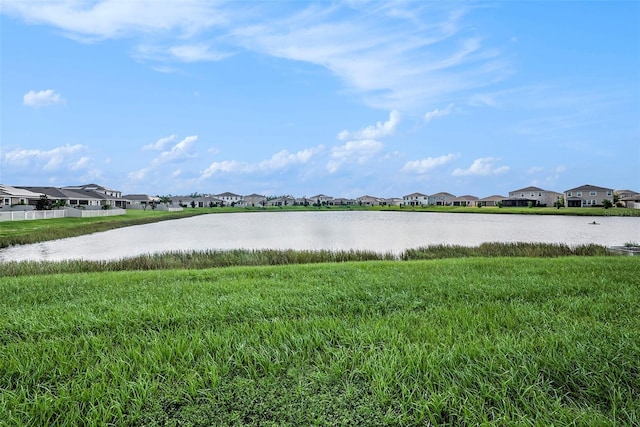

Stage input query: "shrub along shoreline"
[{"left": 0, "top": 242, "right": 617, "bottom": 277}]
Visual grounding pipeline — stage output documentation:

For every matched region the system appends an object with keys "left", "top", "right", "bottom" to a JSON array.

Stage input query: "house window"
[
  {"left": 577, "top": 192, "right": 582, "bottom": 197},
  {"left": 3, "top": 198, "right": 9, "bottom": 205},
  {"left": 590, "top": 191, "right": 597, "bottom": 196},
  {"left": 607, "top": 191, "right": 612, "bottom": 196},
  {"left": 568, "top": 192, "right": 572, "bottom": 197}
]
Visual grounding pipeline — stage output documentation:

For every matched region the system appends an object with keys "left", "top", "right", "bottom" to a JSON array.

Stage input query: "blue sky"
[{"left": 1, "top": 1, "right": 639, "bottom": 198}]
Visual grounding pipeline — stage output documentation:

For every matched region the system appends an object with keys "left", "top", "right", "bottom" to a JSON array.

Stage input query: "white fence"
[{"left": 0, "top": 208, "right": 127, "bottom": 222}]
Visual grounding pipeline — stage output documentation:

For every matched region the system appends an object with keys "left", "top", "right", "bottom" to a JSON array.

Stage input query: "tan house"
[
  {"left": 214, "top": 192, "right": 243, "bottom": 206},
  {"left": 565, "top": 185, "right": 614, "bottom": 207},
  {"left": 357, "top": 195, "right": 382, "bottom": 206},
  {"left": 504, "top": 186, "right": 562, "bottom": 207},
  {"left": 478, "top": 195, "right": 506, "bottom": 207},
  {"left": 244, "top": 194, "right": 267, "bottom": 207},
  {"left": 62, "top": 183, "right": 126, "bottom": 208},
  {"left": 451, "top": 195, "right": 479, "bottom": 207}
]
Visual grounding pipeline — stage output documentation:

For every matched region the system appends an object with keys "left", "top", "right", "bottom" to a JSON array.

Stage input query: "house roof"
[
  {"left": 403, "top": 192, "right": 428, "bottom": 197},
  {"left": 0, "top": 184, "right": 42, "bottom": 198},
  {"left": 565, "top": 184, "right": 613, "bottom": 192},
  {"left": 123, "top": 194, "right": 155, "bottom": 201},
  {"left": 479, "top": 195, "right": 507, "bottom": 201},
  {"left": 452, "top": 195, "right": 479, "bottom": 200},
  {"left": 430, "top": 192, "right": 456, "bottom": 197},
  {"left": 215, "top": 192, "right": 242, "bottom": 197},
  {"left": 511, "top": 186, "right": 546, "bottom": 193}
]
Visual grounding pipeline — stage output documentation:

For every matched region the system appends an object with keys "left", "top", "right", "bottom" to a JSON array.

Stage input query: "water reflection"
[{"left": 1, "top": 211, "right": 638, "bottom": 262}]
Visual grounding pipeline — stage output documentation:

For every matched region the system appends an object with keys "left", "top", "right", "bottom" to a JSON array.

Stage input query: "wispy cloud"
[
  {"left": 23, "top": 89, "right": 64, "bottom": 107},
  {"left": 2, "top": 0, "right": 225, "bottom": 41},
  {"left": 402, "top": 153, "right": 458, "bottom": 174},
  {"left": 424, "top": 104, "right": 454, "bottom": 122},
  {"left": 6, "top": 1, "right": 508, "bottom": 110},
  {"left": 327, "top": 140, "right": 383, "bottom": 174},
  {"left": 452, "top": 157, "right": 509, "bottom": 176}
]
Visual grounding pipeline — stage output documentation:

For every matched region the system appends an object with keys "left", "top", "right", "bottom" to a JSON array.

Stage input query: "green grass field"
[{"left": 1, "top": 257, "right": 638, "bottom": 426}]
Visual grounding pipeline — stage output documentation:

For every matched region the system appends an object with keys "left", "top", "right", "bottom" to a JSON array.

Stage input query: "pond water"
[{"left": 1, "top": 211, "right": 639, "bottom": 262}]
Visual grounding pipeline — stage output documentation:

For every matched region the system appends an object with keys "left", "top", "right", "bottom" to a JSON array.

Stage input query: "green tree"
[
  {"left": 35, "top": 194, "right": 52, "bottom": 210},
  {"left": 602, "top": 199, "right": 613, "bottom": 209}
]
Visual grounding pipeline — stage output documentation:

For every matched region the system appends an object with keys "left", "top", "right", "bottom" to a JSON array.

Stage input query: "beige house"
[
  {"left": 357, "top": 195, "right": 382, "bottom": 206},
  {"left": 214, "top": 192, "right": 243, "bottom": 206},
  {"left": 565, "top": 184, "right": 614, "bottom": 207},
  {"left": 478, "top": 195, "right": 506, "bottom": 207},
  {"left": 62, "top": 183, "right": 126, "bottom": 208},
  {"left": 504, "top": 186, "right": 562, "bottom": 207},
  {"left": 244, "top": 194, "right": 267, "bottom": 207},
  {"left": 311, "top": 194, "right": 334, "bottom": 205},
  {"left": 451, "top": 195, "right": 479, "bottom": 207}
]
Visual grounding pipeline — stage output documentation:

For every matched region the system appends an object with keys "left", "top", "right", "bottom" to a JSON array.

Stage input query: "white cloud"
[
  {"left": 452, "top": 157, "right": 509, "bottom": 176},
  {"left": 424, "top": 104, "right": 454, "bottom": 122},
  {"left": 142, "top": 134, "right": 178, "bottom": 151},
  {"left": 327, "top": 140, "right": 383, "bottom": 173},
  {"left": 23, "top": 89, "right": 64, "bottom": 107},
  {"left": 338, "top": 110, "right": 400, "bottom": 141},
  {"left": 129, "top": 135, "right": 198, "bottom": 182},
  {"left": 3, "top": 144, "right": 86, "bottom": 170},
  {"left": 168, "top": 44, "right": 231, "bottom": 62},
  {"left": 199, "top": 146, "right": 323, "bottom": 179},
  {"left": 3, "top": 0, "right": 225, "bottom": 41},
  {"left": 527, "top": 166, "right": 544, "bottom": 174},
  {"left": 402, "top": 153, "right": 459, "bottom": 174}
]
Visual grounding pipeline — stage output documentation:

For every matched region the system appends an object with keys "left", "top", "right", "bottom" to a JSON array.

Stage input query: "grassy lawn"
[{"left": 1, "top": 257, "right": 638, "bottom": 426}]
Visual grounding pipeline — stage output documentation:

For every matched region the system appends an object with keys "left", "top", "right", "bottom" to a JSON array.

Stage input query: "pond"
[{"left": 1, "top": 211, "right": 639, "bottom": 262}]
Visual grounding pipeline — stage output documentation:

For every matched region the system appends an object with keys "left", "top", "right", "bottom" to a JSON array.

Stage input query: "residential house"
[
  {"left": 62, "top": 183, "right": 126, "bottom": 208},
  {"left": 267, "top": 196, "right": 295, "bottom": 207},
  {"left": 477, "top": 195, "right": 507, "bottom": 207},
  {"left": 214, "top": 192, "right": 244, "bottom": 206},
  {"left": 564, "top": 184, "right": 614, "bottom": 207},
  {"left": 357, "top": 195, "right": 381, "bottom": 206},
  {"left": 383, "top": 198, "right": 403, "bottom": 207},
  {"left": 310, "top": 194, "right": 334, "bottom": 206},
  {"left": 428, "top": 192, "right": 456, "bottom": 206},
  {"left": 615, "top": 190, "right": 640, "bottom": 208},
  {"left": 123, "top": 194, "right": 160, "bottom": 210},
  {"left": 0, "top": 184, "right": 41, "bottom": 208},
  {"left": 244, "top": 194, "right": 267, "bottom": 207},
  {"left": 503, "top": 186, "right": 562, "bottom": 207},
  {"left": 451, "top": 195, "right": 479, "bottom": 207},
  {"left": 330, "top": 198, "right": 355, "bottom": 206},
  {"left": 16, "top": 186, "right": 99, "bottom": 208},
  {"left": 403, "top": 192, "right": 428, "bottom": 206}
]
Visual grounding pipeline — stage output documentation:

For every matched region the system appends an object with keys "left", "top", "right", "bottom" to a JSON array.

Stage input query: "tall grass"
[
  {"left": 0, "top": 243, "right": 617, "bottom": 277},
  {"left": 1, "top": 257, "right": 638, "bottom": 425}
]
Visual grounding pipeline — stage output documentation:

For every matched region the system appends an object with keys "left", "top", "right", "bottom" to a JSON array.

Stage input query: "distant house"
[
  {"left": 244, "top": 194, "right": 267, "bottom": 207},
  {"left": 310, "top": 194, "right": 334, "bottom": 205},
  {"left": 428, "top": 192, "right": 456, "bottom": 206},
  {"left": 478, "top": 195, "right": 506, "bottom": 207},
  {"left": 451, "top": 195, "right": 479, "bottom": 207},
  {"left": 615, "top": 190, "right": 640, "bottom": 208},
  {"left": 267, "top": 196, "right": 295, "bottom": 207},
  {"left": 123, "top": 194, "right": 159, "bottom": 210},
  {"left": 383, "top": 198, "right": 403, "bottom": 207},
  {"left": 564, "top": 184, "right": 614, "bottom": 207},
  {"left": 403, "top": 192, "right": 428, "bottom": 206},
  {"left": 503, "top": 186, "right": 562, "bottom": 207},
  {"left": 214, "top": 192, "right": 243, "bottom": 206},
  {"left": 0, "top": 184, "right": 41, "bottom": 208},
  {"left": 330, "top": 198, "right": 355, "bottom": 206},
  {"left": 357, "top": 195, "right": 381, "bottom": 206},
  {"left": 62, "top": 183, "right": 126, "bottom": 208}
]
